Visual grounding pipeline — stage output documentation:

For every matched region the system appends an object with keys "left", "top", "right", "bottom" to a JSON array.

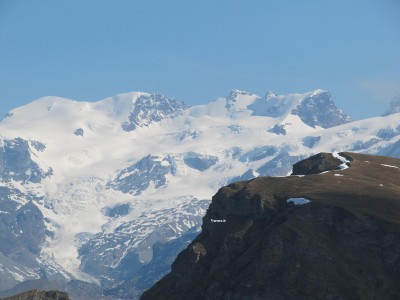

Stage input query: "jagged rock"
[
  {"left": 78, "top": 199, "right": 209, "bottom": 291},
  {"left": 142, "top": 153, "right": 400, "bottom": 300},
  {"left": 104, "top": 228, "right": 201, "bottom": 300},
  {"left": 291, "top": 152, "right": 349, "bottom": 175},
  {"left": 225, "top": 90, "right": 256, "bottom": 112},
  {"left": 291, "top": 91, "right": 352, "bottom": 128},
  {"left": 73, "top": 128, "right": 84, "bottom": 137},
  {"left": 250, "top": 90, "right": 351, "bottom": 128},
  {"left": 0, "top": 200, "right": 46, "bottom": 255},
  {"left": 109, "top": 155, "right": 175, "bottom": 195},
  {"left": 350, "top": 138, "right": 380, "bottom": 151},
  {"left": 0, "top": 138, "right": 52, "bottom": 183},
  {"left": 267, "top": 124, "right": 286, "bottom": 135},
  {"left": 121, "top": 94, "right": 188, "bottom": 131},
  {"left": 376, "top": 126, "right": 400, "bottom": 140},
  {"left": 183, "top": 152, "right": 218, "bottom": 172},
  {"left": 103, "top": 203, "right": 131, "bottom": 218}
]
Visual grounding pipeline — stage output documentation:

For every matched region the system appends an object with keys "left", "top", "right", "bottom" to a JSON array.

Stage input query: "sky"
[{"left": 1, "top": 0, "right": 399, "bottom": 120}]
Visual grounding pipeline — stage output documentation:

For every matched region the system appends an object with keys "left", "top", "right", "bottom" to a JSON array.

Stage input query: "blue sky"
[{"left": 1, "top": 0, "right": 399, "bottom": 119}]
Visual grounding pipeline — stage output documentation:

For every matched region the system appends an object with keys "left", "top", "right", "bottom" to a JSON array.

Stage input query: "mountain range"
[{"left": 0, "top": 89, "right": 399, "bottom": 299}]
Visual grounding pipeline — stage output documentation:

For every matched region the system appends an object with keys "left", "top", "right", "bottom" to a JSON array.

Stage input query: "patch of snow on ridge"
[
  {"left": 380, "top": 164, "right": 399, "bottom": 169},
  {"left": 287, "top": 197, "right": 311, "bottom": 205},
  {"left": 332, "top": 152, "right": 350, "bottom": 170}
]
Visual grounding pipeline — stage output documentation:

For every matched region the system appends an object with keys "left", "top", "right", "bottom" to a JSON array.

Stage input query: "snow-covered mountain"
[
  {"left": 0, "top": 89, "right": 399, "bottom": 299},
  {"left": 383, "top": 96, "right": 400, "bottom": 116}
]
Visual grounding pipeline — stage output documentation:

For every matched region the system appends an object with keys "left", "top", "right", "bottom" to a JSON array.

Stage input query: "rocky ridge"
[{"left": 142, "top": 152, "right": 400, "bottom": 300}]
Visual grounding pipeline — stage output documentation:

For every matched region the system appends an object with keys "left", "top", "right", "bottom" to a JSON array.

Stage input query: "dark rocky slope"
[
  {"left": 142, "top": 152, "right": 400, "bottom": 300},
  {"left": 0, "top": 280, "right": 108, "bottom": 300},
  {"left": 0, "top": 290, "right": 69, "bottom": 300}
]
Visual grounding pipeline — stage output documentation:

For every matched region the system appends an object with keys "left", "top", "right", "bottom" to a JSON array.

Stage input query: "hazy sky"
[{"left": 1, "top": 0, "right": 399, "bottom": 120}]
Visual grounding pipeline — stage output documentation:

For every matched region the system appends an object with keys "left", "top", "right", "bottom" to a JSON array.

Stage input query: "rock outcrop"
[{"left": 142, "top": 152, "right": 400, "bottom": 300}]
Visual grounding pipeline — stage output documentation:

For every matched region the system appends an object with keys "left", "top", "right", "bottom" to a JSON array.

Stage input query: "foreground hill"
[
  {"left": 142, "top": 152, "right": 400, "bottom": 300},
  {"left": 1, "top": 290, "right": 69, "bottom": 300}
]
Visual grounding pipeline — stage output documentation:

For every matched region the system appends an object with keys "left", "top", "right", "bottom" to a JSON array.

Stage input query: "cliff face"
[{"left": 142, "top": 152, "right": 400, "bottom": 300}]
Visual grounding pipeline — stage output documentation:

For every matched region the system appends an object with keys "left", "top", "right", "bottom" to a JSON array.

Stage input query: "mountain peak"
[
  {"left": 265, "top": 90, "right": 277, "bottom": 99},
  {"left": 121, "top": 93, "right": 189, "bottom": 132},
  {"left": 8, "top": 96, "right": 76, "bottom": 114},
  {"left": 382, "top": 96, "right": 400, "bottom": 116},
  {"left": 291, "top": 90, "right": 351, "bottom": 128},
  {"left": 310, "top": 88, "right": 328, "bottom": 96},
  {"left": 228, "top": 89, "right": 253, "bottom": 96},
  {"left": 225, "top": 89, "right": 259, "bottom": 113},
  {"left": 248, "top": 89, "right": 351, "bottom": 128}
]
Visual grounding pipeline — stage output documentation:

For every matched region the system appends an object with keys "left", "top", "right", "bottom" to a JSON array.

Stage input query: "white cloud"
[{"left": 359, "top": 79, "right": 400, "bottom": 102}]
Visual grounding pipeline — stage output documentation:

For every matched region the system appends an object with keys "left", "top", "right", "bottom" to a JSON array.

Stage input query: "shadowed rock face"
[
  {"left": 291, "top": 152, "right": 349, "bottom": 175},
  {"left": 0, "top": 138, "right": 52, "bottom": 183},
  {"left": 141, "top": 152, "right": 400, "bottom": 300},
  {"left": 121, "top": 94, "right": 188, "bottom": 132},
  {"left": 291, "top": 91, "right": 352, "bottom": 128},
  {"left": 2, "top": 289, "right": 69, "bottom": 300}
]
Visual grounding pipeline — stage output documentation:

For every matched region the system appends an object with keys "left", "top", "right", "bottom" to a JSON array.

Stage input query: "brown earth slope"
[
  {"left": 141, "top": 152, "right": 400, "bottom": 300},
  {"left": 0, "top": 290, "right": 69, "bottom": 300}
]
